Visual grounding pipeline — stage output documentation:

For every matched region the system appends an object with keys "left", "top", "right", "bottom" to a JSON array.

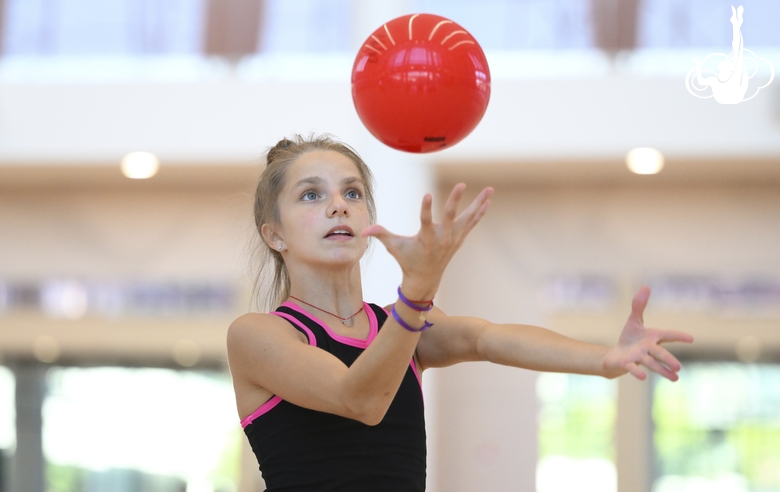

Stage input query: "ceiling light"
[
  {"left": 626, "top": 147, "right": 664, "bottom": 175},
  {"left": 121, "top": 151, "right": 160, "bottom": 179}
]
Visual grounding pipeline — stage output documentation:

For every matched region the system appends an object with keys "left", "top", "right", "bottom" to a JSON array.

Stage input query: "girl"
[{"left": 227, "top": 134, "right": 693, "bottom": 491}]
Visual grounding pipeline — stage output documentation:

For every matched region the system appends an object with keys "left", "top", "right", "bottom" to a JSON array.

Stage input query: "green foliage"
[
  {"left": 538, "top": 373, "right": 617, "bottom": 461},
  {"left": 211, "top": 427, "right": 243, "bottom": 491},
  {"left": 653, "top": 363, "right": 780, "bottom": 490},
  {"left": 47, "top": 463, "right": 86, "bottom": 492}
]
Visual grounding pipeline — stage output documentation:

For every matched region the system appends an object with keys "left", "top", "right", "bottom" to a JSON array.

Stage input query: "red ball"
[{"left": 351, "top": 13, "right": 491, "bottom": 153}]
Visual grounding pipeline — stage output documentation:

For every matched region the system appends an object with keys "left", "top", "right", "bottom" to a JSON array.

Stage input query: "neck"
[{"left": 285, "top": 261, "right": 364, "bottom": 318}]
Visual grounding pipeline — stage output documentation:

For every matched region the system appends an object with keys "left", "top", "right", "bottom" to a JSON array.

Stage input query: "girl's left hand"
[{"left": 602, "top": 286, "right": 694, "bottom": 381}]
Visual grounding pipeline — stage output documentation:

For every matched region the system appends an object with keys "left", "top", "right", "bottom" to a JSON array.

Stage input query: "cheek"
[
  {"left": 353, "top": 202, "right": 370, "bottom": 222},
  {"left": 299, "top": 210, "right": 320, "bottom": 228},
  {"left": 287, "top": 209, "right": 321, "bottom": 239},
  {"left": 278, "top": 207, "right": 318, "bottom": 240}
]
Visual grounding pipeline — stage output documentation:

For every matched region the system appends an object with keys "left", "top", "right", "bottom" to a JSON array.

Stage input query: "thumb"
[
  {"left": 361, "top": 224, "right": 403, "bottom": 256},
  {"left": 360, "top": 224, "right": 393, "bottom": 241},
  {"left": 630, "top": 286, "right": 651, "bottom": 324}
]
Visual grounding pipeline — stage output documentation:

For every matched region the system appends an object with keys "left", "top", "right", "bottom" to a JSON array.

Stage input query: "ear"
[{"left": 261, "top": 223, "right": 285, "bottom": 251}]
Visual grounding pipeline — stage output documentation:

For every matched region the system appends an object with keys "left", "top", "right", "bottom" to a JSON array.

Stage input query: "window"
[
  {"left": 638, "top": 0, "right": 780, "bottom": 49},
  {"left": 3, "top": 0, "right": 206, "bottom": 56},
  {"left": 260, "top": 0, "right": 351, "bottom": 53},
  {"left": 43, "top": 366, "right": 240, "bottom": 492},
  {"left": 654, "top": 363, "right": 780, "bottom": 492},
  {"left": 411, "top": 0, "right": 594, "bottom": 50},
  {"left": 537, "top": 372, "right": 618, "bottom": 492},
  {"left": 0, "top": 366, "right": 14, "bottom": 453}
]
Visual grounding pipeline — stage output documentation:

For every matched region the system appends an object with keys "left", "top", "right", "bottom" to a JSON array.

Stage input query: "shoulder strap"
[
  {"left": 273, "top": 302, "right": 387, "bottom": 341},
  {"left": 367, "top": 303, "right": 388, "bottom": 329},
  {"left": 271, "top": 305, "right": 319, "bottom": 347}
]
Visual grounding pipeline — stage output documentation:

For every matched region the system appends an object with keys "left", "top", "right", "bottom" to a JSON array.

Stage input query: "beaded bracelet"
[
  {"left": 397, "top": 286, "right": 434, "bottom": 311},
  {"left": 392, "top": 304, "right": 433, "bottom": 333}
]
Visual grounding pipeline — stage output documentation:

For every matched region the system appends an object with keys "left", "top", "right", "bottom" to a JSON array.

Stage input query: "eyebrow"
[{"left": 292, "top": 176, "right": 364, "bottom": 189}]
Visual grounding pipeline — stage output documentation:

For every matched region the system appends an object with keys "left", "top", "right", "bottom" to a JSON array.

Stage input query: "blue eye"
[
  {"left": 346, "top": 189, "right": 361, "bottom": 199},
  {"left": 302, "top": 191, "right": 318, "bottom": 201}
]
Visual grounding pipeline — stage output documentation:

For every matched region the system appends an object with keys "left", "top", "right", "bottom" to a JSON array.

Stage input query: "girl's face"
[{"left": 264, "top": 150, "right": 371, "bottom": 269}]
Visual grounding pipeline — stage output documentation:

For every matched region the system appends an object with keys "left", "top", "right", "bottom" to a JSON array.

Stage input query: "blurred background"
[{"left": 0, "top": 0, "right": 779, "bottom": 491}]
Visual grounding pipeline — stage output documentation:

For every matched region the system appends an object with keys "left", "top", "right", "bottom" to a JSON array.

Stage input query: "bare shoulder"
[
  {"left": 228, "top": 312, "right": 281, "bottom": 338},
  {"left": 229, "top": 311, "right": 301, "bottom": 337},
  {"left": 227, "top": 312, "right": 311, "bottom": 419},
  {"left": 227, "top": 312, "right": 307, "bottom": 362}
]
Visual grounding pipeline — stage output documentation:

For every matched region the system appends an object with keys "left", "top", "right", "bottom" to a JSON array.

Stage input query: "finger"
[
  {"left": 653, "top": 329, "right": 695, "bottom": 344},
  {"left": 450, "top": 188, "right": 493, "bottom": 244},
  {"left": 460, "top": 198, "right": 491, "bottom": 238},
  {"left": 630, "top": 286, "right": 651, "bottom": 325},
  {"left": 455, "top": 187, "right": 494, "bottom": 227},
  {"left": 647, "top": 345, "right": 682, "bottom": 372},
  {"left": 442, "top": 183, "right": 467, "bottom": 225},
  {"left": 641, "top": 354, "right": 678, "bottom": 381},
  {"left": 455, "top": 186, "right": 493, "bottom": 220},
  {"left": 466, "top": 197, "right": 491, "bottom": 229},
  {"left": 625, "top": 362, "right": 647, "bottom": 380},
  {"left": 420, "top": 193, "right": 433, "bottom": 228}
]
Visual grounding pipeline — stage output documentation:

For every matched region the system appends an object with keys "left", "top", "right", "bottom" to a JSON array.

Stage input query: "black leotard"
[{"left": 241, "top": 301, "right": 426, "bottom": 491}]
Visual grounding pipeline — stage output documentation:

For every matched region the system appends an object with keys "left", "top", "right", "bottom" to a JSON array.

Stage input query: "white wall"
[{"left": 2, "top": 73, "right": 779, "bottom": 165}]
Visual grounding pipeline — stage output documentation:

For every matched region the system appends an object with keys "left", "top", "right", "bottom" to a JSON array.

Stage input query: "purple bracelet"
[
  {"left": 397, "top": 286, "right": 434, "bottom": 312},
  {"left": 392, "top": 304, "right": 433, "bottom": 333}
]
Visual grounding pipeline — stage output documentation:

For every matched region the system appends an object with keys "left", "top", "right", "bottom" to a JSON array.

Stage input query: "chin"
[
  {"left": 328, "top": 248, "right": 366, "bottom": 266},
  {"left": 331, "top": 252, "right": 364, "bottom": 266},
  {"left": 290, "top": 247, "right": 362, "bottom": 270}
]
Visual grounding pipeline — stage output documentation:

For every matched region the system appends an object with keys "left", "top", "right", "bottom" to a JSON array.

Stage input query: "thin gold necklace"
[{"left": 288, "top": 295, "right": 364, "bottom": 324}]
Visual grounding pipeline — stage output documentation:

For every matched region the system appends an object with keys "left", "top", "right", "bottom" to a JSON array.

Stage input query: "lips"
[{"left": 324, "top": 226, "right": 354, "bottom": 238}]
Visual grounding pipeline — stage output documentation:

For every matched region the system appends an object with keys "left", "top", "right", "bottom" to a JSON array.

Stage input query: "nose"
[{"left": 329, "top": 194, "right": 349, "bottom": 217}]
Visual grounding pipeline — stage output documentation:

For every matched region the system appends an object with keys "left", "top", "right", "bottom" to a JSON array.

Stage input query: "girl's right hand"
[{"left": 360, "top": 183, "right": 493, "bottom": 300}]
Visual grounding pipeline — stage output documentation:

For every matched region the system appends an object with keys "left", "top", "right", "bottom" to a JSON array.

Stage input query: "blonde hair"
[{"left": 252, "top": 134, "right": 376, "bottom": 310}]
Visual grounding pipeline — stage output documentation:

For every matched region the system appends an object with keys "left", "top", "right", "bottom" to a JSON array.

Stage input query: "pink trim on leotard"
[
  {"left": 271, "top": 311, "right": 318, "bottom": 347},
  {"left": 281, "top": 301, "right": 378, "bottom": 348},
  {"left": 381, "top": 306, "right": 423, "bottom": 391},
  {"left": 241, "top": 395, "right": 282, "bottom": 428},
  {"left": 410, "top": 357, "right": 422, "bottom": 390},
  {"left": 239, "top": 310, "right": 318, "bottom": 429}
]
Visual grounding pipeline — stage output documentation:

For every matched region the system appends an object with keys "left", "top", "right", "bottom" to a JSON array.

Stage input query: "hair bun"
[
  {"left": 267, "top": 137, "right": 296, "bottom": 165},
  {"left": 274, "top": 137, "right": 294, "bottom": 150}
]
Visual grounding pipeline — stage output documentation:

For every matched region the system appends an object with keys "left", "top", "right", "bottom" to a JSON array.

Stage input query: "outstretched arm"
[{"left": 416, "top": 286, "right": 693, "bottom": 381}]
